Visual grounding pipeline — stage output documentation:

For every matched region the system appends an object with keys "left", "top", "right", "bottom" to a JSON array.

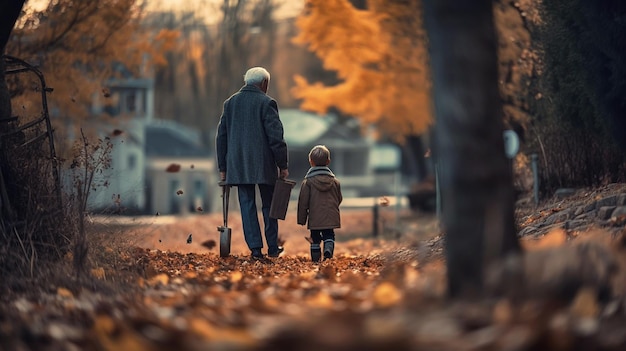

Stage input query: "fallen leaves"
[
  {"left": 91, "top": 267, "right": 106, "bottom": 280},
  {"left": 57, "top": 287, "right": 74, "bottom": 298},
  {"left": 165, "top": 164, "right": 181, "bottom": 173},
  {"left": 521, "top": 227, "right": 568, "bottom": 250},
  {"left": 306, "top": 291, "right": 334, "bottom": 309},
  {"left": 5, "top": 198, "right": 626, "bottom": 350},
  {"left": 570, "top": 288, "right": 600, "bottom": 319},
  {"left": 201, "top": 240, "right": 216, "bottom": 250},
  {"left": 373, "top": 282, "right": 402, "bottom": 308},
  {"left": 148, "top": 273, "right": 170, "bottom": 287}
]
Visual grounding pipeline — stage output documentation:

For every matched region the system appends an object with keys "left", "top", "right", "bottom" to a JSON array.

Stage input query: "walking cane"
[{"left": 217, "top": 181, "right": 232, "bottom": 257}]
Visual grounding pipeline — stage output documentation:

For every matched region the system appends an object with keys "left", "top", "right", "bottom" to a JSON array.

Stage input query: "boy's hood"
[
  {"left": 308, "top": 175, "right": 335, "bottom": 192},
  {"left": 305, "top": 166, "right": 335, "bottom": 178}
]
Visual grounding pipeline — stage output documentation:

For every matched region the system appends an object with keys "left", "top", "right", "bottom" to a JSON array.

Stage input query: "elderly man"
[{"left": 216, "top": 67, "right": 289, "bottom": 259}]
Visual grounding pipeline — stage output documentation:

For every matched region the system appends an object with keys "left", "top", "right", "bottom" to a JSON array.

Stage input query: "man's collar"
[{"left": 240, "top": 84, "right": 264, "bottom": 93}]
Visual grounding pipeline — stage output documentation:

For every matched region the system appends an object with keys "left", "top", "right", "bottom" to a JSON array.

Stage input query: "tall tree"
[
  {"left": 0, "top": 0, "right": 26, "bottom": 131},
  {"left": 6, "top": 0, "right": 176, "bottom": 155},
  {"left": 292, "top": 0, "right": 432, "bottom": 138},
  {"left": 0, "top": 0, "right": 26, "bottom": 222},
  {"left": 150, "top": 0, "right": 279, "bottom": 146},
  {"left": 526, "top": 0, "right": 626, "bottom": 190},
  {"left": 422, "top": 0, "right": 520, "bottom": 297},
  {"left": 0, "top": 0, "right": 175, "bottom": 270}
]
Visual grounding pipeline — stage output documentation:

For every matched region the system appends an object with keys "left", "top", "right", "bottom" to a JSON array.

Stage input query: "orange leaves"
[
  {"left": 230, "top": 271, "right": 243, "bottom": 283},
  {"left": 165, "top": 163, "right": 181, "bottom": 173},
  {"left": 91, "top": 267, "right": 107, "bottom": 280},
  {"left": 189, "top": 318, "right": 255, "bottom": 346},
  {"left": 570, "top": 287, "right": 600, "bottom": 318},
  {"left": 150, "top": 29, "right": 180, "bottom": 67},
  {"left": 372, "top": 282, "right": 402, "bottom": 308},
  {"left": 306, "top": 291, "right": 334, "bottom": 308},
  {"left": 8, "top": 0, "right": 180, "bottom": 150},
  {"left": 294, "top": 0, "right": 385, "bottom": 75},
  {"left": 521, "top": 227, "right": 567, "bottom": 250},
  {"left": 378, "top": 196, "right": 390, "bottom": 207},
  {"left": 57, "top": 287, "right": 74, "bottom": 298},
  {"left": 148, "top": 273, "right": 169, "bottom": 287},
  {"left": 293, "top": 0, "right": 432, "bottom": 138}
]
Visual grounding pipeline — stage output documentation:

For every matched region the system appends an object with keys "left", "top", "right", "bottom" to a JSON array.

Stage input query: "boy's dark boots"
[
  {"left": 310, "top": 243, "right": 321, "bottom": 262},
  {"left": 323, "top": 239, "right": 334, "bottom": 259}
]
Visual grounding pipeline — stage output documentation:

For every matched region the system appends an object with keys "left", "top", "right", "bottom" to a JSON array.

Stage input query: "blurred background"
[{"left": 5, "top": 0, "right": 626, "bottom": 217}]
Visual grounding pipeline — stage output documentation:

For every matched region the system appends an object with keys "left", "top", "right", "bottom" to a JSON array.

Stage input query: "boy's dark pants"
[{"left": 310, "top": 229, "right": 335, "bottom": 261}]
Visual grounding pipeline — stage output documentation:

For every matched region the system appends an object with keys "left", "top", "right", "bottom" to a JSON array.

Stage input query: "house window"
[
  {"left": 127, "top": 154, "right": 137, "bottom": 170},
  {"left": 125, "top": 91, "right": 136, "bottom": 113},
  {"left": 194, "top": 180, "right": 204, "bottom": 195},
  {"left": 169, "top": 179, "right": 180, "bottom": 213},
  {"left": 191, "top": 179, "right": 205, "bottom": 212},
  {"left": 103, "top": 92, "right": 121, "bottom": 116},
  {"left": 344, "top": 149, "right": 368, "bottom": 176}
]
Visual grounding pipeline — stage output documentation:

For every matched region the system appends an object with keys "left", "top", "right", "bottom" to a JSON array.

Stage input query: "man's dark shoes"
[
  {"left": 251, "top": 248, "right": 264, "bottom": 260},
  {"left": 268, "top": 246, "right": 284, "bottom": 258}
]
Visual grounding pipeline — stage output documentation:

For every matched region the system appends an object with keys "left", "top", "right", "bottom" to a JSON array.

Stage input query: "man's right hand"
[{"left": 220, "top": 171, "right": 226, "bottom": 181}]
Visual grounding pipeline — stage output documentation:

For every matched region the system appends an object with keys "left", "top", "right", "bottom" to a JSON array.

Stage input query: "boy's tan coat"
[{"left": 297, "top": 174, "right": 342, "bottom": 230}]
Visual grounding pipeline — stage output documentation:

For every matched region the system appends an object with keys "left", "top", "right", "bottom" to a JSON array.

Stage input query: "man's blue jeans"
[{"left": 237, "top": 184, "right": 279, "bottom": 254}]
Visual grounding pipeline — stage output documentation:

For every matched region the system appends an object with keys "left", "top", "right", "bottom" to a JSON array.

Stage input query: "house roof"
[
  {"left": 370, "top": 143, "right": 401, "bottom": 171},
  {"left": 145, "top": 122, "right": 210, "bottom": 158},
  {"left": 106, "top": 78, "right": 154, "bottom": 89},
  {"left": 280, "top": 109, "right": 333, "bottom": 147},
  {"left": 281, "top": 109, "right": 367, "bottom": 148}
]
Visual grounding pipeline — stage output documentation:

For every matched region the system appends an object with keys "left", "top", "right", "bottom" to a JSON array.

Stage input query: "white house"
[
  {"left": 80, "top": 78, "right": 153, "bottom": 214},
  {"left": 281, "top": 109, "right": 401, "bottom": 198},
  {"left": 144, "top": 120, "right": 214, "bottom": 215},
  {"left": 82, "top": 77, "right": 214, "bottom": 215}
]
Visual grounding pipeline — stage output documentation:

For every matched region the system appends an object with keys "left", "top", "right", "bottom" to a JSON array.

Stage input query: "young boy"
[{"left": 297, "top": 145, "right": 343, "bottom": 261}]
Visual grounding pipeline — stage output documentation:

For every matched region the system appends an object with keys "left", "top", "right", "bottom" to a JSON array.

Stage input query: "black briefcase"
[{"left": 269, "top": 178, "right": 296, "bottom": 220}]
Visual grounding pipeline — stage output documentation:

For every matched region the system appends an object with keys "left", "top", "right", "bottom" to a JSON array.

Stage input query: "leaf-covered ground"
[{"left": 3, "top": 190, "right": 626, "bottom": 350}]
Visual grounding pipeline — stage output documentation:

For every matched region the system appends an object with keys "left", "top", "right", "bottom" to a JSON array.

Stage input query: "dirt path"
[
  {"left": 0, "top": 207, "right": 453, "bottom": 350},
  {"left": 105, "top": 206, "right": 440, "bottom": 258},
  {"left": 4, "top": 191, "right": 626, "bottom": 350}
]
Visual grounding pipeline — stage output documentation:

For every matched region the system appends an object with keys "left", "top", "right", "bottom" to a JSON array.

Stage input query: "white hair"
[{"left": 244, "top": 67, "right": 270, "bottom": 85}]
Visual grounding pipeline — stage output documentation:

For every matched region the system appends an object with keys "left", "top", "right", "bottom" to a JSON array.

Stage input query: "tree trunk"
[
  {"left": 404, "top": 134, "right": 428, "bottom": 183},
  {"left": 1, "top": 0, "right": 26, "bottom": 220},
  {"left": 0, "top": 1, "right": 25, "bottom": 52},
  {"left": 1, "top": 0, "right": 26, "bottom": 123},
  {"left": 422, "top": 0, "right": 521, "bottom": 298}
]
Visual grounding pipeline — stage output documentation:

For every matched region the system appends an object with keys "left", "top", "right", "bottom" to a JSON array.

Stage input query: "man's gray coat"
[{"left": 216, "top": 84, "right": 288, "bottom": 185}]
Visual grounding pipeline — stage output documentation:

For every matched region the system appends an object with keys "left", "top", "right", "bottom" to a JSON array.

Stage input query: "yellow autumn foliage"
[
  {"left": 7, "top": 0, "right": 177, "bottom": 154},
  {"left": 292, "top": 0, "right": 433, "bottom": 139}
]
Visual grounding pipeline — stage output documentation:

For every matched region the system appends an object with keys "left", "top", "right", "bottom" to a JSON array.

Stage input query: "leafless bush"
[
  {"left": 64, "top": 129, "right": 113, "bottom": 278},
  {"left": 0, "top": 124, "right": 69, "bottom": 279},
  {"left": 0, "top": 57, "right": 141, "bottom": 294}
]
